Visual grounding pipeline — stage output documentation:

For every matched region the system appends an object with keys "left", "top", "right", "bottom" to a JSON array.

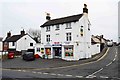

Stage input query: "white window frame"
[
  {"left": 66, "top": 23, "right": 71, "bottom": 29},
  {"left": 56, "top": 25, "right": 60, "bottom": 30},
  {"left": 46, "top": 26, "right": 50, "bottom": 31},
  {"left": 46, "top": 35, "right": 50, "bottom": 42},
  {"left": 66, "top": 33, "right": 72, "bottom": 41}
]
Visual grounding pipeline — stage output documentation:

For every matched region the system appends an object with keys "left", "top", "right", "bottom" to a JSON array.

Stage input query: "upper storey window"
[
  {"left": 55, "top": 25, "right": 60, "bottom": 30},
  {"left": 66, "top": 23, "right": 72, "bottom": 29},
  {"left": 46, "top": 26, "right": 50, "bottom": 32}
]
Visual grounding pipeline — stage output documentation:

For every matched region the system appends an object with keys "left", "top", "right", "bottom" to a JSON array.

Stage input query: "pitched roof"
[
  {"left": 40, "top": 14, "right": 83, "bottom": 27},
  {"left": 4, "top": 34, "right": 26, "bottom": 42}
]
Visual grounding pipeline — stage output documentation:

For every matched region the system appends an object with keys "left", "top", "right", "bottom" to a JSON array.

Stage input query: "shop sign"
[
  {"left": 52, "top": 44, "right": 62, "bottom": 46},
  {"left": 44, "top": 43, "right": 51, "bottom": 47},
  {"left": 52, "top": 42, "right": 62, "bottom": 46}
]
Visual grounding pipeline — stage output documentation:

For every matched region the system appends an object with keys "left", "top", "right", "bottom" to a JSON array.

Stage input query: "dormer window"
[
  {"left": 46, "top": 26, "right": 50, "bottom": 32},
  {"left": 66, "top": 23, "right": 71, "bottom": 29},
  {"left": 55, "top": 25, "right": 60, "bottom": 30}
]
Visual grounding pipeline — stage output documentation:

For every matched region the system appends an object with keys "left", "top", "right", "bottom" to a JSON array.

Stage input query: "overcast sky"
[{"left": 0, "top": 0, "right": 119, "bottom": 42}]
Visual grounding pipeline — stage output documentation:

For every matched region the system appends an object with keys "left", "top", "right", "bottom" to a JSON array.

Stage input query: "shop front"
[
  {"left": 52, "top": 43, "right": 62, "bottom": 58},
  {"left": 64, "top": 45, "right": 73, "bottom": 57},
  {"left": 62, "top": 45, "right": 74, "bottom": 61},
  {"left": 44, "top": 44, "right": 52, "bottom": 59}
]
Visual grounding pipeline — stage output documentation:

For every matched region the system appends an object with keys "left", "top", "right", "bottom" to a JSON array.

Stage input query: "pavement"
[{"left": 2, "top": 47, "right": 108, "bottom": 70}]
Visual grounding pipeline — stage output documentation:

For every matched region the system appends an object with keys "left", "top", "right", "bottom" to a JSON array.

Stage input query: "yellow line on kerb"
[
  {"left": 2, "top": 48, "right": 110, "bottom": 71},
  {"left": 96, "top": 48, "right": 109, "bottom": 62}
]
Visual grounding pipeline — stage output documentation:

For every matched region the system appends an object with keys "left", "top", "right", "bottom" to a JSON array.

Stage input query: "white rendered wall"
[
  {"left": 16, "top": 35, "right": 36, "bottom": 51},
  {"left": 91, "top": 44, "right": 100, "bottom": 55},
  {"left": 9, "top": 42, "right": 16, "bottom": 49},
  {"left": 0, "top": 42, "right": 2, "bottom": 51},
  {"left": 41, "top": 13, "right": 92, "bottom": 60}
]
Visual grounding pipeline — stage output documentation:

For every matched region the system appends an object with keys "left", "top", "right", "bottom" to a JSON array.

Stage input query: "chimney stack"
[
  {"left": 21, "top": 29, "right": 25, "bottom": 36},
  {"left": 46, "top": 13, "right": 51, "bottom": 21},
  {"left": 83, "top": 4, "right": 88, "bottom": 13},
  {"left": 7, "top": 31, "right": 11, "bottom": 38}
]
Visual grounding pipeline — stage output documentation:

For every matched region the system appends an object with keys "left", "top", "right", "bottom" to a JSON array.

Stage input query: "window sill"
[
  {"left": 55, "top": 29, "right": 60, "bottom": 30},
  {"left": 46, "top": 30, "right": 50, "bottom": 32},
  {"left": 65, "top": 27, "right": 72, "bottom": 29}
]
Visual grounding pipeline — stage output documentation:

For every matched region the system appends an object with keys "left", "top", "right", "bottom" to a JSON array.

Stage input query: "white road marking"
[
  {"left": 17, "top": 70, "right": 22, "bottom": 72},
  {"left": 91, "top": 68, "right": 103, "bottom": 76},
  {"left": 57, "top": 74, "right": 64, "bottom": 76},
  {"left": 86, "top": 75, "right": 96, "bottom": 78},
  {"left": 22, "top": 70, "right": 26, "bottom": 72},
  {"left": 37, "top": 72, "right": 42, "bottom": 74},
  {"left": 43, "top": 72, "right": 49, "bottom": 75},
  {"left": 50, "top": 73, "right": 57, "bottom": 76},
  {"left": 32, "top": 71, "right": 37, "bottom": 73},
  {"left": 106, "top": 62, "right": 113, "bottom": 66},
  {"left": 76, "top": 76, "right": 83, "bottom": 78},
  {"left": 100, "top": 76, "right": 108, "bottom": 78},
  {"left": 65, "top": 75, "right": 72, "bottom": 77}
]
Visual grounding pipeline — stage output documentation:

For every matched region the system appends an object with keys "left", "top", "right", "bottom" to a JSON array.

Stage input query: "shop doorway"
[{"left": 53, "top": 47, "right": 61, "bottom": 58}]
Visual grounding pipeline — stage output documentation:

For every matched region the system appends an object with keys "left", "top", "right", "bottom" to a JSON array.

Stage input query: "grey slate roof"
[
  {"left": 40, "top": 14, "right": 83, "bottom": 27},
  {"left": 4, "top": 35, "right": 26, "bottom": 42}
]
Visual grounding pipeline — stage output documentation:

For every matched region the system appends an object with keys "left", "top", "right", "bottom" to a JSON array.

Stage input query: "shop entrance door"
[{"left": 53, "top": 47, "right": 61, "bottom": 58}]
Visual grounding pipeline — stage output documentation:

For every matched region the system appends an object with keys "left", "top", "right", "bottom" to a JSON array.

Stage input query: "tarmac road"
[{"left": 1, "top": 46, "right": 120, "bottom": 79}]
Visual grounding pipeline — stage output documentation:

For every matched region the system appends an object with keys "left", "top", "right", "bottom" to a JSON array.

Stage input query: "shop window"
[
  {"left": 64, "top": 46, "right": 73, "bottom": 56},
  {"left": 36, "top": 48, "right": 40, "bottom": 52},
  {"left": 45, "top": 48, "right": 51, "bottom": 55}
]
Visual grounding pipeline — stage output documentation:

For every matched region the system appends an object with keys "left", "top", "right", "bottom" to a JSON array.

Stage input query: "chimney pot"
[
  {"left": 46, "top": 12, "right": 51, "bottom": 21},
  {"left": 21, "top": 29, "right": 25, "bottom": 36},
  {"left": 83, "top": 4, "right": 88, "bottom": 13},
  {"left": 7, "top": 31, "right": 11, "bottom": 38}
]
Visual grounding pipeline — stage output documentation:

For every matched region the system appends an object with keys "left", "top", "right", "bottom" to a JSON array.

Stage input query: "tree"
[{"left": 27, "top": 28, "right": 41, "bottom": 43}]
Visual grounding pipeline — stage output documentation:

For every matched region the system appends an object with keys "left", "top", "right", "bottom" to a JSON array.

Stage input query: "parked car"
[
  {"left": 22, "top": 51, "right": 35, "bottom": 61},
  {"left": 107, "top": 41, "right": 113, "bottom": 47},
  {"left": 8, "top": 51, "right": 14, "bottom": 59}
]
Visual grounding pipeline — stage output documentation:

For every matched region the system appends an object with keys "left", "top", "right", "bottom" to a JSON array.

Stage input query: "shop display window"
[
  {"left": 65, "top": 47, "right": 73, "bottom": 56},
  {"left": 45, "top": 48, "right": 51, "bottom": 55}
]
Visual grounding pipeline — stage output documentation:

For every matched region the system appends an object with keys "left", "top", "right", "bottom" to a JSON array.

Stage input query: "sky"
[{"left": 0, "top": 0, "right": 119, "bottom": 42}]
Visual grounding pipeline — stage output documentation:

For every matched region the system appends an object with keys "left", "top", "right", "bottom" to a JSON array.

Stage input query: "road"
[{"left": 1, "top": 46, "right": 120, "bottom": 79}]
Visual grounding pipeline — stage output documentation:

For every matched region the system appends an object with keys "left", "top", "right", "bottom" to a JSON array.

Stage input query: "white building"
[
  {"left": 40, "top": 4, "right": 92, "bottom": 61},
  {"left": 3, "top": 30, "right": 36, "bottom": 52},
  {"left": 91, "top": 35, "right": 100, "bottom": 55},
  {"left": 0, "top": 37, "right": 3, "bottom": 51},
  {"left": 119, "top": 1, "right": 120, "bottom": 43}
]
